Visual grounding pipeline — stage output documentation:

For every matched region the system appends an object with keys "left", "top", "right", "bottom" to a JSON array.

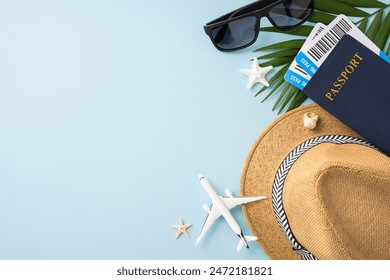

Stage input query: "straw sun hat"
[{"left": 240, "top": 104, "right": 390, "bottom": 260}]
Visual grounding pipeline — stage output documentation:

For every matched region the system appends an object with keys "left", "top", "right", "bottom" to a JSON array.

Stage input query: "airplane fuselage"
[{"left": 200, "top": 176, "right": 242, "bottom": 235}]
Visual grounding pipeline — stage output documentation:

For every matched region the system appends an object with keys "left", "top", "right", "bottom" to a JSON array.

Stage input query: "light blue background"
[{"left": 0, "top": 0, "right": 388, "bottom": 260}]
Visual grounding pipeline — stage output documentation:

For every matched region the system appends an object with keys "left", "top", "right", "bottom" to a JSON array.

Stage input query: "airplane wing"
[
  {"left": 196, "top": 204, "right": 222, "bottom": 245},
  {"left": 221, "top": 196, "right": 267, "bottom": 210}
]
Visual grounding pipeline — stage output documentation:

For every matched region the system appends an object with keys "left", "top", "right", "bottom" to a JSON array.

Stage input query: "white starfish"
[{"left": 240, "top": 57, "right": 273, "bottom": 88}]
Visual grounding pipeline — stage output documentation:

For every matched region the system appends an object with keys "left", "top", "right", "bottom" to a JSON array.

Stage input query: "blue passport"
[{"left": 303, "top": 35, "right": 390, "bottom": 155}]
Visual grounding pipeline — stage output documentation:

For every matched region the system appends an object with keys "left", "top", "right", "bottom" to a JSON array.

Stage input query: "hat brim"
[{"left": 240, "top": 104, "right": 363, "bottom": 260}]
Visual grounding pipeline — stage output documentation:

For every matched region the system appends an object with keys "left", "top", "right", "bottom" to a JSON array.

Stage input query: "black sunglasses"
[{"left": 204, "top": 0, "right": 314, "bottom": 52}]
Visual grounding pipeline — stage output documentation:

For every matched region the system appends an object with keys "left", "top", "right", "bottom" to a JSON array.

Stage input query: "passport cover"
[{"left": 303, "top": 35, "right": 390, "bottom": 155}]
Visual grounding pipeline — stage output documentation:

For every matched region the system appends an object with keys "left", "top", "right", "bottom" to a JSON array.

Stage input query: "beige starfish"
[{"left": 170, "top": 217, "right": 191, "bottom": 239}]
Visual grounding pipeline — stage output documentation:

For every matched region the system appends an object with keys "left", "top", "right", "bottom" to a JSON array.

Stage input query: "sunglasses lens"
[
  {"left": 211, "top": 16, "right": 257, "bottom": 50},
  {"left": 269, "top": 0, "right": 313, "bottom": 29}
]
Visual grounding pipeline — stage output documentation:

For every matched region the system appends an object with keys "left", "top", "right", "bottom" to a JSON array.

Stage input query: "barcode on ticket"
[{"left": 307, "top": 17, "right": 352, "bottom": 62}]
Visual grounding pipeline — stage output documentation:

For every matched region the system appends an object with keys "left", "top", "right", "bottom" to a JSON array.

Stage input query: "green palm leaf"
[
  {"left": 358, "top": 18, "right": 368, "bottom": 32},
  {"left": 373, "top": 11, "right": 390, "bottom": 49},
  {"left": 315, "top": 0, "right": 369, "bottom": 17},
  {"left": 257, "top": 49, "right": 299, "bottom": 60},
  {"left": 286, "top": 92, "right": 307, "bottom": 111},
  {"left": 261, "top": 77, "right": 285, "bottom": 102},
  {"left": 336, "top": 0, "right": 387, "bottom": 8},
  {"left": 308, "top": 11, "right": 336, "bottom": 25},
  {"left": 259, "top": 57, "right": 295, "bottom": 67},
  {"left": 254, "top": 39, "right": 305, "bottom": 51},
  {"left": 259, "top": 25, "right": 313, "bottom": 36},
  {"left": 366, "top": 10, "right": 383, "bottom": 40},
  {"left": 255, "top": 76, "right": 283, "bottom": 98},
  {"left": 277, "top": 87, "right": 300, "bottom": 114},
  {"left": 272, "top": 83, "right": 292, "bottom": 111}
]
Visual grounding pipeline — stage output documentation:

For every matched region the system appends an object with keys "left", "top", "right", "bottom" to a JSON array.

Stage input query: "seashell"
[{"left": 303, "top": 112, "right": 319, "bottom": 129}]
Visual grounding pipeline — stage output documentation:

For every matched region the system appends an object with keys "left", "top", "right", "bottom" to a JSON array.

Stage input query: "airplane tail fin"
[{"left": 237, "top": 235, "right": 258, "bottom": 252}]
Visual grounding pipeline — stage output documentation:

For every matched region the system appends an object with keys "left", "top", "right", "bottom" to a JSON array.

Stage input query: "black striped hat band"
[{"left": 271, "top": 135, "right": 375, "bottom": 260}]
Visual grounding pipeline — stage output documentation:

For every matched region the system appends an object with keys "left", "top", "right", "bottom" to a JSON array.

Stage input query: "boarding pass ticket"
[
  {"left": 284, "top": 23, "right": 326, "bottom": 90},
  {"left": 285, "top": 14, "right": 390, "bottom": 90}
]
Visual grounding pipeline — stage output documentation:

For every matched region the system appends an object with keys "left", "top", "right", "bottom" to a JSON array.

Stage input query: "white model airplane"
[{"left": 196, "top": 175, "right": 267, "bottom": 252}]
